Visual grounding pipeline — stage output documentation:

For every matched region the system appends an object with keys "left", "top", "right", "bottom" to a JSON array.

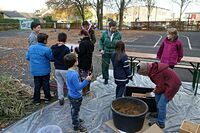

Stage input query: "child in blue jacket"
[
  {"left": 26, "top": 33, "right": 53, "bottom": 104},
  {"left": 64, "top": 53, "right": 92, "bottom": 132},
  {"left": 111, "top": 41, "right": 133, "bottom": 98}
]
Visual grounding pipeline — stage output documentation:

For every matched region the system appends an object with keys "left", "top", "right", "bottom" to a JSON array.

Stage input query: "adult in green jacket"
[{"left": 99, "top": 21, "right": 122, "bottom": 84}]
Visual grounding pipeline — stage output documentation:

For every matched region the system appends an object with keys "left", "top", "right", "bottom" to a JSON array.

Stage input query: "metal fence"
[
  {"left": 130, "top": 21, "right": 200, "bottom": 31},
  {"left": 1, "top": 21, "right": 200, "bottom": 31}
]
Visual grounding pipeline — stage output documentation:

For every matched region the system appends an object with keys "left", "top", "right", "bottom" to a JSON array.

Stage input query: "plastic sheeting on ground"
[{"left": 1, "top": 70, "right": 200, "bottom": 133}]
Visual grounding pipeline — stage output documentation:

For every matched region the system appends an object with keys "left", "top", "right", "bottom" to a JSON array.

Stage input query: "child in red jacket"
[
  {"left": 157, "top": 28, "right": 183, "bottom": 69},
  {"left": 137, "top": 62, "right": 181, "bottom": 128}
]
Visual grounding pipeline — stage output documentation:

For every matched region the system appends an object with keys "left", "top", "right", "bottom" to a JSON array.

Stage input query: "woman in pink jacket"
[
  {"left": 157, "top": 28, "right": 183, "bottom": 69},
  {"left": 137, "top": 62, "right": 181, "bottom": 129}
]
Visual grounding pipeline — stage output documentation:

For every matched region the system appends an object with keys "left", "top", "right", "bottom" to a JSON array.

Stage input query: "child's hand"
[
  {"left": 86, "top": 74, "right": 92, "bottom": 81},
  {"left": 128, "top": 76, "right": 133, "bottom": 81}
]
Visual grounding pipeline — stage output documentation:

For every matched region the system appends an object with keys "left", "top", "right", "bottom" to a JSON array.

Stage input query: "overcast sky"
[
  {"left": 0, "top": 0, "right": 47, "bottom": 13},
  {"left": 0, "top": 0, "right": 199, "bottom": 13}
]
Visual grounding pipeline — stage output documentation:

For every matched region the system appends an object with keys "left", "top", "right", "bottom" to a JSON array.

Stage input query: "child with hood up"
[
  {"left": 137, "top": 62, "right": 181, "bottom": 128},
  {"left": 157, "top": 28, "right": 183, "bottom": 69}
]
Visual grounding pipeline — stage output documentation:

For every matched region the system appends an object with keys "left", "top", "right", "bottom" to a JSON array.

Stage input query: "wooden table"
[{"left": 126, "top": 51, "right": 200, "bottom": 95}]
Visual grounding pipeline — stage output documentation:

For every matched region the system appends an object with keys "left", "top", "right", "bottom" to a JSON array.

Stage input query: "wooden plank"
[
  {"left": 175, "top": 65, "right": 194, "bottom": 69},
  {"left": 132, "top": 93, "right": 147, "bottom": 98},
  {"left": 179, "top": 120, "right": 199, "bottom": 133},
  {"left": 126, "top": 51, "right": 200, "bottom": 64},
  {"left": 105, "top": 119, "right": 149, "bottom": 133}
]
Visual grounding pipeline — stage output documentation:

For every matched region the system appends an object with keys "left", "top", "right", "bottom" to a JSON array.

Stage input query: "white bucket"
[{"left": 37, "top": 125, "right": 62, "bottom": 133}]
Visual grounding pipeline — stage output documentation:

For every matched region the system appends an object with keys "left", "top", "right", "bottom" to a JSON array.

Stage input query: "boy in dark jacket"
[
  {"left": 51, "top": 33, "right": 70, "bottom": 105},
  {"left": 137, "top": 62, "right": 181, "bottom": 128},
  {"left": 111, "top": 41, "right": 132, "bottom": 98},
  {"left": 75, "top": 29, "right": 94, "bottom": 95}
]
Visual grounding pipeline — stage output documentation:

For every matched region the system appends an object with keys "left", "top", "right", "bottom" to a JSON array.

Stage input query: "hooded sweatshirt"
[
  {"left": 147, "top": 62, "right": 181, "bottom": 100},
  {"left": 51, "top": 44, "right": 70, "bottom": 70},
  {"left": 157, "top": 37, "right": 183, "bottom": 65}
]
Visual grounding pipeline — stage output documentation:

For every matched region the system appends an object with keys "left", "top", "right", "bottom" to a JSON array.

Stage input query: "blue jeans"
[
  {"left": 116, "top": 84, "right": 126, "bottom": 98},
  {"left": 155, "top": 93, "right": 169, "bottom": 126},
  {"left": 33, "top": 74, "right": 51, "bottom": 103},
  {"left": 68, "top": 96, "right": 82, "bottom": 128}
]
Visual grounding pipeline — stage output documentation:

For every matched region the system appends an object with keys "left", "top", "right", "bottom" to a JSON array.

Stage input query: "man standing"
[
  {"left": 98, "top": 21, "right": 122, "bottom": 84},
  {"left": 28, "top": 22, "right": 41, "bottom": 46}
]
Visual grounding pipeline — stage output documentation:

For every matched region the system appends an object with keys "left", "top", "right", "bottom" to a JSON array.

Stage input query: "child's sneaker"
[
  {"left": 79, "top": 119, "right": 84, "bottom": 124},
  {"left": 44, "top": 98, "right": 50, "bottom": 104},
  {"left": 148, "top": 121, "right": 165, "bottom": 129},
  {"left": 59, "top": 98, "right": 64, "bottom": 105},
  {"left": 74, "top": 125, "right": 87, "bottom": 133}
]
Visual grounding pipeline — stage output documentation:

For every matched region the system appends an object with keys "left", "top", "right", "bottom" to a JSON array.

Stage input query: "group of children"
[
  {"left": 26, "top": 21, "right": 95, "bottom": 132},
  {"left": 26, "top": 20, "right": 184, "bottom": 131}
]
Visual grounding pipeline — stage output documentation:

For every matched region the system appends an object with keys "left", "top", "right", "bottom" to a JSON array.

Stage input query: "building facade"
[{"left": 123, "top": 6, "right": 174, "bottom": 24}]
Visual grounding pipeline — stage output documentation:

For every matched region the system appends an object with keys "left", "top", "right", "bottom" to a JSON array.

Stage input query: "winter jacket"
[
  {"left": 99, "top": 30, "right": 122, "bottom": 54},
  {"left": 89, "top": 28, "right": 96, "bottom": 45},
  {"left": 26, "top": 42, "right": 53, "bottom": 76},
  {"left": 147, "top": 62, "right": 181, "bottom": 100},
  {"left": 51, "top": 44, "right": 70, "bottom": 70},
  {"left": 111, "top": 52, "right": 132, "bottom": 85},
  {"left": 157, "top": 37, "right": 183, "bottom": 65},
  {"left": 76, "top": 37, "right": 94, "bottom": 70},
  {"left": 66, "top": 69, "right": 89, "bottom": 98}
]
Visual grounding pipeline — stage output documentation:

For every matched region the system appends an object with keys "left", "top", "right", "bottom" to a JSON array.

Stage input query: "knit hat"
[{"left": 137, "top": 63, "right": 148, "bottom": 76}]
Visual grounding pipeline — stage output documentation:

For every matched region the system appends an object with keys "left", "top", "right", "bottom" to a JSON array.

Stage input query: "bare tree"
[
  {"left": 90, "top": 0, "right": 104, "bottom": 30},
  {"left": 46, "top": 0, "right": 90, "bottom": 22},
  {"left": 107, "top": 0, "right": 133, "bottom": 30},
  {"left": 171, "top": 0, "right": 192, "bottom": 21},
  {"left": 141, "top": 0, "right": 156, "bottom": 29}
]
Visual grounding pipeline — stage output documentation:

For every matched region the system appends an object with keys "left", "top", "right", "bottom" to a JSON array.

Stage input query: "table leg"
[
  {"left": 130, "top": 57, "right": 133, "bottom": 74},
  {"left": 194, "top": 63, "right": 200, "bottom": 96},
  {"left": 192, "top": 70, "right": 197, "bottom": 89}
]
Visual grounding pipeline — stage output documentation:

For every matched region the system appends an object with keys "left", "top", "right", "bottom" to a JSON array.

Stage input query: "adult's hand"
[{"left": 100, "top": 50, "right": 104, "bottom": 54}]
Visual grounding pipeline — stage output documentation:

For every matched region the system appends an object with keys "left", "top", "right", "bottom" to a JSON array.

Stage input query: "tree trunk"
[
  {"left": 147, "top": 15, "right": 150, "bottom": 30},
  {"left": 179, "top": 4, "right": 183, "bottom": 21},
  {"left": 96, "top": 0, "right": 103, "bottom": 30},
  {"left": 75, "top": 3, "right": 85, "bottom": 22},
  {"left": 119, "top": 8, "right": 124, "bottom": 30},
  {"left": 96, "top": 0, "right": 100, "bottom": 29},
  {"left": 147, "top": 6, "right": 151, "bottom": 30},
  {"left": 118, "top": 0, "right": 125, "bottom": 31},
  {"left": 99, "top": 0, "right": 103, "bottom": 30}
]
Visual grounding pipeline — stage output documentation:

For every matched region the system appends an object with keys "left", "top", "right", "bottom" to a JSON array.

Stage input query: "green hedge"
[
  {"left": 0, "top": 19, "right": 19, "bottom": 23},
  {"left": 0, "top": 19, "right": 20, "bottom": 31}
]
